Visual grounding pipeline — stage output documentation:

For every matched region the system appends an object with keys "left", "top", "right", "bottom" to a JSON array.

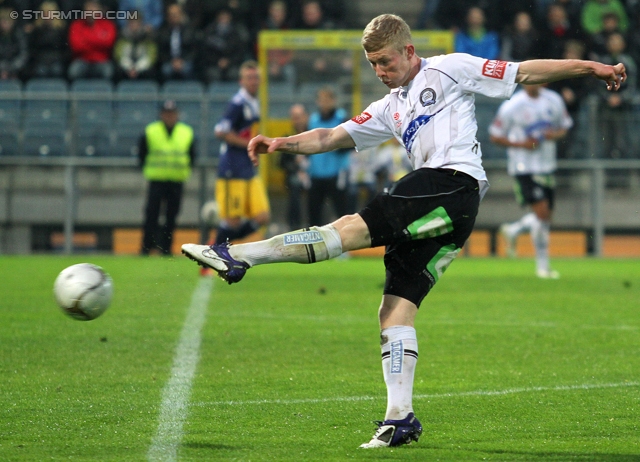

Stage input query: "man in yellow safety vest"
[{"left": 140, "top": 100, "right": 195, "bottom": 255}]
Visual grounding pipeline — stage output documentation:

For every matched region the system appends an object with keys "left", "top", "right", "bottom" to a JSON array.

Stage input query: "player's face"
[
  {"left": 240, "top": 68, "right": 260, "bottom": 97},
  {"left": 365, "top": 45, "right": 413, "bottom": 89}
]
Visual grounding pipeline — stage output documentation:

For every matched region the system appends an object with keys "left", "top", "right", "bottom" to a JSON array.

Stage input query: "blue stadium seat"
[
  {"left": 71, "top": 79, "right": 113, "bottom": 128},
  {"left": 23, "top": 126, "right": 68, "bottom": 156},
  {"left": 111, "top": 130, "right": 140, "bottom": 157},
  {"left": 24, "top": 78, "right": 68, "bottom": 127},
  {"left": 75, "top": 125, "right": 111, "bottom": 157},
  {"left": 0, "top": 80, "right": 22, "bottom": 125},
  {"left": 207, "top": 81, "right": 238, "bottom": 98},
  {"left": 0, "top": 132, "right": 20, "bottom": 156},
  {"left": 115, "top": 80, "right": 159, "bottom": 129},
  {"left": 162, "top": 80, "right": 205, "bottom": 95}
]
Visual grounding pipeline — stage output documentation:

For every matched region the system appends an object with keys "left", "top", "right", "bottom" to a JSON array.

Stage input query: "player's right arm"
[{"left": 248, "top": 126, "right": 355, "bottom": 166}]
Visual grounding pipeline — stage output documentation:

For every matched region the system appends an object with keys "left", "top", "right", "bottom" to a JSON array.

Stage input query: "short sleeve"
[
  {"left": 340, "top": 98, "right": 394, "bottom": 151},
  {"left": 214, "top": 102, "right": 241, "bottom": 134},
  {"left": 441, "top": 53, "right": 519, "bottom": 100}
]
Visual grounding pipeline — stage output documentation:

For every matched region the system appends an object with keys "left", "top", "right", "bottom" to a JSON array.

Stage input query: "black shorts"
[
  {"left": 514, "top": 174, "right": 555, "bottom": 209},
  {"left": 358, "top": 168, "right": 480, "bottom": 307}
]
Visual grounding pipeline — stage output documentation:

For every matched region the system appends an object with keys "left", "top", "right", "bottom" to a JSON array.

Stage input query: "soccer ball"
[
  {"left": 53, "top": 263, "right": 113, "bottom": 321},
  {"left": 200, "top": 200, "right": 220, "bottom": 227}
]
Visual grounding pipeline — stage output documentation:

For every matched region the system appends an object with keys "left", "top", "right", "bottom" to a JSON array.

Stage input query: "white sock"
[
  {"left": 228, "top": 225, "right": 343, "bottom": 267},
  {"left": 531, "top": 217, "right": 551, "bottom": 272},
  {"left": 380, "top": 326, "right": 418, "bottom": 421},
  {"left": 511, "top": 212, "right": 537, "bottom": 236}
]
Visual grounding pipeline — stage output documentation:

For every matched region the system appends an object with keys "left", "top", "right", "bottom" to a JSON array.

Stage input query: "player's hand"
[
  {"left": 522, "top": 137, "right": 540, "bottom": 150},
  {"left": 595, "top": 62, "right": 626, "bottom": 91},
  {"left": 248, "top": 135, "right": 292, "bottom": 166}
]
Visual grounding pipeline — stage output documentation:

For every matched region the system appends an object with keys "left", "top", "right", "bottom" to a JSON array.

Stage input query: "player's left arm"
[
  {"left": 543, "top": 127, "right": 569, "bottom": 141},
  {"left": 248, "top": 126, "right": 356, "bottom": 166},
  {"left": 516, "top": 59, "right": 626, "bottom": 90}
]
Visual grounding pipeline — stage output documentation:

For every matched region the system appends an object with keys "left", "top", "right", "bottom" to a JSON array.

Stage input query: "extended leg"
[{"left": 182, "top": 213, "right": 371, "bottom": 283}]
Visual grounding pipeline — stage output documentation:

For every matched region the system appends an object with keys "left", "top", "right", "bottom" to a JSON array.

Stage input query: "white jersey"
[
  {"left": 341, "top": 54, "right": 519, "bottom": 197},
  {"left": 489, "top": 87, "right": 573, "bottom": 175}
]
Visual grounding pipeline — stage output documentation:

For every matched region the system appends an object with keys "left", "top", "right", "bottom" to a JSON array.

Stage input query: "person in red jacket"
[{"left": 68, "top": 0, "right": 117, "bottom": 80}]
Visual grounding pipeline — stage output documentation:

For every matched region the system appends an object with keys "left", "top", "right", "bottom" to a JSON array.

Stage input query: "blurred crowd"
[
  {"left": 0, "top": 0, "right": 350, "bottom": 83},
  {"left": 0, "top": 0, "right": 637, "bottom": 86}
]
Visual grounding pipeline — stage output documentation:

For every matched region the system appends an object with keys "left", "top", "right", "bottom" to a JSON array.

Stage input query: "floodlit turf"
[{"left": 1, "top": 255, "right": 639, "bottom": 461}]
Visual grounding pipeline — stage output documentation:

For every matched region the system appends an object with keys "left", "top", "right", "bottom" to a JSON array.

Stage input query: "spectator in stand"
[
  {"left": 306, "top": 86, "right": 351, "bottom": 226},
  {"left": 279, "top": 104, "right": 310, "bottom": 231},
  {"left": 0, "top": 7, "right": 28, "bottom": 80},
  {"left": 417, "top": 0, "right": 442, "bottom": 29},
  {"left": 157, "top": 3, "right": 198, "bottom": 81},
  {"left": 118, "top": 0, "right": 163, "bottom": 31},
  {"left": 260, "top": 0, "right": 295, "bottom": 85},
  {"left": 198, "top": 8, "right": 250, "bottom": 83},
  {"left": 548, "top": 40, "right": 590, "bottom": 158},
  {"left": 586, "top": 11, "right": 623, "bottom": 58},
  {"left": 114, "top": 14, "right": 158, "bottom": 81},
  {"left": 627, "top": 4, "right": 640, "bottom": 67},
  {"left": 501, "top": 11, "right": 541, "bottom": 61},
  {"left": 538, "top": 3, "right": 583, "bottom": 59},
  {"left": 454, "top": 7, "right": 500, "bottom": 59},
  {"left": 298, "top": 0, "right": 335, "bottom": 29},
  {"left": 581, "top": 0, "right": 628, "bottom": 36},
  {"left": 26, "top": 1, "right": 68, "bottom": 79},
  {"left": 67, "top": 0, "right": 117, "bottom": 80},
  {"left": 435, "top": 0, "right": 501, "bottom": 32},
  {"left": 292, "top": 1, "right": 349, "bottom": 83},
  {"left": 595, "top": 32, "right": 636, "bottom": 159}
]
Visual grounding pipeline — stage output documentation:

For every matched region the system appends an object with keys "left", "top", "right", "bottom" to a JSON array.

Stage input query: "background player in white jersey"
[
  {"left": 489, "top": 84, "right": 572, "bottom": 279},
  {"left": 182, "top": 14, "right": 626, "bottom": 449}
]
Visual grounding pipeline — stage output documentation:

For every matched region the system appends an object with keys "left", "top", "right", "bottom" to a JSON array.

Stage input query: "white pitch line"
[
  {"left": 147, "top": 277, "right": 212, "bottom": 462},
  {"left": 193, "top": 381, "right": 639, "bottom": 408}
]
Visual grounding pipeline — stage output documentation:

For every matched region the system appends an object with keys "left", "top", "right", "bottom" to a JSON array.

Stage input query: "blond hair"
[{"left": 361, "top": 14, "right": 412, "bottom": 54}]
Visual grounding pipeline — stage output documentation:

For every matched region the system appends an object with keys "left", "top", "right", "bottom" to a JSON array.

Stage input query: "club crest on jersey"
[
  {"left": 482, "top": 60, "right": 507, "bottom": 79},
  {"left": 419, "top": 88, "right": 436, "bottom": 106},
  {"left": 351, "top": 112, "right": 372, "bottom": 124}
]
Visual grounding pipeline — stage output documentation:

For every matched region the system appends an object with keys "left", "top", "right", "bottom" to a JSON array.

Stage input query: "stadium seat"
[
  {"left": 0, "top": 132, "right": 20, "bottom": 156},
  {"left": 71, "top": 79, "right": 113, "bottom": 128},
  {"left": 75, "top": 125, "right": 111, "bottom": 157},
  {"left": 207, "top": 81, "right": 237, "bottom": 98},
  {"left": 162, "top": 80, "right": 205, "bottom": 95},
  {"left": 0, "top": 79, "right": 22, "bottom": 125},
  {"left": 115, "top": 80, "right": 159, "bottom": 129},
  {"left": 23, "top": 126, "right": 68, "bottom": 156},
  {"left": 110, "top": 129, "right": 142, "bottom": 157},
  {"left": 24, "top": 78, "right": 68, "bottom": 127}
]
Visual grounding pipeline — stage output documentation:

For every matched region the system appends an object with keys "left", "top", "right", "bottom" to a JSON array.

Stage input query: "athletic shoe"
[
  {"left": 499, "top": 223, "right": 517, "bottom": 258},
  {"left": 181, "top": 242, "right": 249, "bottom": 284},
  {"left": 359, "top": 413, "right": 422, "bottom": 448},
  {"left": 536, "top": 268, "right": 560, "bottom": 279}
]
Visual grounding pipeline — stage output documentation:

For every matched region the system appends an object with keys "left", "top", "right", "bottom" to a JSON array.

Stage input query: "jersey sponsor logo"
[
  {"left": 283, "top": 230, "right": 323, "bottom": 245},
  {"left": 402, "top": 110, "right": 441, "bottom": 153},
  {"left": 482, "top": 60, "right": 507, "bottom": 79},
  {"left": 351, "top": 112, "right": 372, "bottom": 124},
  {"left": 390, "top": 340, "right": 403, "bottom": 374},
  {"left": 393, "top": 112, "right": 400, "bottom": 120},
  {"left": 419, "top": 88, "right": 437, "bottom": 106}
]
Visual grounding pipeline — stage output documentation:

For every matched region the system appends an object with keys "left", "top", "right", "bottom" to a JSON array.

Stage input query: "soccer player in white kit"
[
  {"left": 489, "top": 84, "right": 572, "bottom": 278},
  {"left": 182, "top": 14, "right": 626, "bottom": 448}
]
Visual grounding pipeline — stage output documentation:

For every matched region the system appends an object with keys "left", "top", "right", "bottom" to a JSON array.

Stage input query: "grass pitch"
[{"left": 0, "top": 255, "right": 639, "bottom": 461}]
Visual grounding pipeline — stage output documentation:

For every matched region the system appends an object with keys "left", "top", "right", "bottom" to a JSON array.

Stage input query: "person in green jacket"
[
  {"left": 139, "top": 100, "right": 195, "bottom": 255},
  {"left": 581, "top": 0, "right": 629, "bottom": 34}
]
